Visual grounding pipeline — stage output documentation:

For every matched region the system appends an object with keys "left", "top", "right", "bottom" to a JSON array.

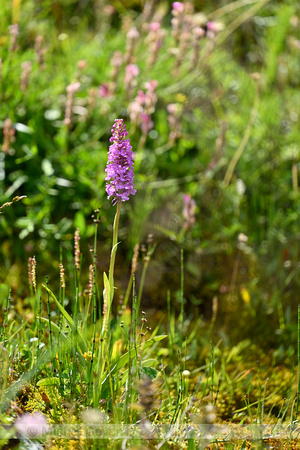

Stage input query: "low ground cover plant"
[{"left": 1, "top": 0, "right": 300, "bottom": 448}]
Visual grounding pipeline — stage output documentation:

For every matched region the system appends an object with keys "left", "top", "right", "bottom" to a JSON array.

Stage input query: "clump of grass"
[{"left": 0, "top": 214, "right": 298, "bottom": 447}]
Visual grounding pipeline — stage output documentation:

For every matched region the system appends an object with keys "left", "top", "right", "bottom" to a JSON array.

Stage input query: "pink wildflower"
[
  {"left": 99, "top": 83, "right": 110, "bottom": 98},
  {"left": 2, "top": 119, "right": 15, "bottom": 154},
  {"left": 125, "top": 27, "right": 140, "bottom": 64},
  {"left": 15, "top": 413, "right": 50, "bottom": 437},
  {"left": 182, "top": 194, "right": 196, "bottom": 229},
  {"left": 172, "top": 2, "right": 184, "bottom": 13},
  {"left": 64, "top": 82, "right": 81, "bottom": 126},
  {"left": 9, "top": 24, "right": 19, "bottom": 51},
  {"left": 105, "top": 119, "right": 136, "bottom": 205},
  {"left": 140, "top": 113, "right": 154, "bottom": 135},
  {"left": 146, "top": 23, "right": 166, "bottom": 66},
  {"left": 20, "top": 61, "right": 32, "bottom": 91},
  {"left": 167, "top": 103, "right": 181, "bottom": 142},
  {"left": 124, "top": 64, "right": 139, "bottom": 96}
]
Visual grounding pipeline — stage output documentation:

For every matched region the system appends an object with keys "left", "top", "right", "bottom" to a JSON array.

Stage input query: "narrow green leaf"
[
  {"left": 142, "top": 358, "right": 158, "bottom": 367},
  {"left": 103, "top": 272, "right": 110, "bottom": 304},
  {"left": 101, "top": 335, "right": 167, "bottom": 392},
  {"left": 41, "top": 284, "right": 87, "bottom": 352},
  {"left": 110, "top": 242, "right": 120, "bottom": 260},
  {"left": 140, "top": 367, "right": 158, "bottom": 379},
  {"left": 114, "top": 335, "right": 166, "bottom": 372},
  {"left": 42, "top": 284, "right": 75, "bottom": 328},
  {"left": 37, "top": 377, "right": 60, "bottom": 387},
  {"left": 39, "top": 317, "right": 70, "bottom": 344}
]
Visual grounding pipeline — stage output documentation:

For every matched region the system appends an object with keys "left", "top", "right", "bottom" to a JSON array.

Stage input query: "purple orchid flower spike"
[{"left": 105, "top": 119, "right": 136, "bottom": 206}]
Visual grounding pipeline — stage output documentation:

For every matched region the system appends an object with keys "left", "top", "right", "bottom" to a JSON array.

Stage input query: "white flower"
[{"left": 236, "top": 178, "right": 246, "bottom": 196}]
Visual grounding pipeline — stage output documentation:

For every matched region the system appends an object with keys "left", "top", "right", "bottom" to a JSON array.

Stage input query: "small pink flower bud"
[
  {"left": 126, "top": 64, "right": 139, "bottom": 77},
  {"left": 172, "top": 2, "right": 184, "bottom": 13},
  {"left": 207, "top": 21, "right": 217, "bottom": 31},
  {"left": 182, "top": 194, "right": 196, "bottom": 229},
  {"left": 99, "top": 83, "right": 110, "bottom": 98},
  {"left": 127, "top": 26, "right": 140, "bottom": 41},
  {"left": 66, "top": 82, "right": 81, "bottom": 94},
  {"left": 149, "top": 22, "right": 160, "bottom": 32}
]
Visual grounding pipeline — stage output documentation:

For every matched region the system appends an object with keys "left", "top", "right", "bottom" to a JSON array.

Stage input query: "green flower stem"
[
  {"left": 108, "top": 202, "right": 121, "bottom": 298},
  {"left": 123, "top": 273, "right": 133, "bottom": 307},
  {"left": 136, "top": 244, "right": 156, "bottom": 319},
  {"left": 99, "top": 203, "right": 121, "bottom": 396},
  {"left": 103, "top": 201, "right": 121, "bottom": 331},
  {"left": 136, "top": 261, "right": 148, "bottom": 319}
]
